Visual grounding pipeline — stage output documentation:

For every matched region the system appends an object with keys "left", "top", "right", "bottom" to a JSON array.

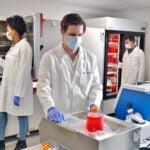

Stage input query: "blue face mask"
[{"left": 66, "top": 36, "right": 83, "bottom": 50}]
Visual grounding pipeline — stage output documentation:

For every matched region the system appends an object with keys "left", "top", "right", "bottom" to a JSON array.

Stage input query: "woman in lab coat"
[
  {"left": 0, "top": 15, "right": 33, "bottom": 150},
  {"left": 121, "top": 35, "right": 145, "bottom": 85}
]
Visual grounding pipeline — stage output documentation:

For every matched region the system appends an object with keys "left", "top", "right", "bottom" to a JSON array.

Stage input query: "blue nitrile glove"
[
  {"left": 48, "top": 107, "right": 65, "bottom": 123},
  {"left": 13, "top": 96, "right": 20, "bottom": 106}
]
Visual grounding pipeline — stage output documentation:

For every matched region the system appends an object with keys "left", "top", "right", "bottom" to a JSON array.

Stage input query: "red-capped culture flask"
[{"left": 86, "top": 106, "right": 103, "bottom": 132}]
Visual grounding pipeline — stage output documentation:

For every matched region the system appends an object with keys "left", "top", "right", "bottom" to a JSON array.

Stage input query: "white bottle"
[{"left": 126, "top": 107, "right": 134, "bottom": 121}]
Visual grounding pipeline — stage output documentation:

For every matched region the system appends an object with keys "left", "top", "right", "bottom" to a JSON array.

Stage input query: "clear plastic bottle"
[
  {"left": 86, "top": 106, "right": 103, "bottom": 132},
  {"left": 126, "top": 103, "right": 134, "bottom": 121}
]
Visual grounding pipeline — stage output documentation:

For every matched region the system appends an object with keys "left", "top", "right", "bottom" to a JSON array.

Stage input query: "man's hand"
[
  {"left": 90, "top": 104, "right": 98, "bottom": 112},
  {"left": 48, "top": 107, "right": 65, "bottom": 123}
]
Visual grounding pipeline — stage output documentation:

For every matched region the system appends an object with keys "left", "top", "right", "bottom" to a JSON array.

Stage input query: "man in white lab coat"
[
  {"left": 121, "top": 35, "right": 145, "bottom": 85},
  {"left": 37, "top": 13, "right": 102, "bottom": 123}
]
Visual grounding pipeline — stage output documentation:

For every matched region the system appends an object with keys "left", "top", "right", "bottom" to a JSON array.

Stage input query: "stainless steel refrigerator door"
[{"left": 24, "top": 13, "right": 41, "bottom": 79}]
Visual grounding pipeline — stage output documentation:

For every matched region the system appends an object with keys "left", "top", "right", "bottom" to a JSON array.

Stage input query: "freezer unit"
[{"left": 104, "top": 30, "right": 145, "bottom": 100}]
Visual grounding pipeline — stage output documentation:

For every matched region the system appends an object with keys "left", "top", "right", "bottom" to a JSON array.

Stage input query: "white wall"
[
  {"left": 0, "top": 0, "right": 113, "bottom": 19},
  {"left": 113, "top": 9, "right": 150, "bottom": 80}
]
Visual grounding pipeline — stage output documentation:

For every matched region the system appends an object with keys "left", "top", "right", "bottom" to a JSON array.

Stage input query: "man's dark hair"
[
  {"left": 124, "top": 35, "right": 135, "bottom": 42},
  {"left": 6, "top": 15, "right": 26, "bottom": 37},
  {"left": 61, "top": 13, "right": 86, "bottom": 33}
]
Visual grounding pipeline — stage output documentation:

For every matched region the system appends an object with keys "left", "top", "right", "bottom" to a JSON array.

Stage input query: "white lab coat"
[
  {"left": 37, "top": 43, "right": 102, "bottom": 116},
  {"left": 0, "top": 38, "right": 33, "bottom": 116},
  {"left": 121, "top": 46, "right": 145, "bottom": 85}
]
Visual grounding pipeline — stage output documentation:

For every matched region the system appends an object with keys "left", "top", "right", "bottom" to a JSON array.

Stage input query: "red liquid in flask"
[{"left": 86, "top": 106, "right": 103, "bottom": 132}]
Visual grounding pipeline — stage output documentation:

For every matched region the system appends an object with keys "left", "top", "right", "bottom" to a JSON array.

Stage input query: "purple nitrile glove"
[
  {"left": 13, "top": 96, "right": 20, "bottom": 106},
  {"left": 48, "top": 107, "right": 65, "bottom": 123},
  {"left": 90, "top": 104, "right": 97, "bottom": 110}
]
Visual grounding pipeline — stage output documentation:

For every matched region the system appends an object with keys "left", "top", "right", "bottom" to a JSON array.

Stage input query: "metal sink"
[
  {"left": 39, "top": 111, "right": 141, "bottom": 150},
  {"left": 60, "top": 111, "right": 139, "bottom": 141}
]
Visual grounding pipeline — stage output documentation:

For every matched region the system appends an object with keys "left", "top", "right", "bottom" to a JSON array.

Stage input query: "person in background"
[
  {"left": 0, "top": 15, "right": 33, "bottom": 150},
  {"left": 119, "top": 35, "right": 145, "bottom": 85},
  {"left": 37, "top": 13, "right": 102, "bottom": 123}
]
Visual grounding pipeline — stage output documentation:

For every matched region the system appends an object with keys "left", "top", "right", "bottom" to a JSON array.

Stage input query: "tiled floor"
[{"left": 5, "top": 131, "right": 40, "bottom": 150}]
